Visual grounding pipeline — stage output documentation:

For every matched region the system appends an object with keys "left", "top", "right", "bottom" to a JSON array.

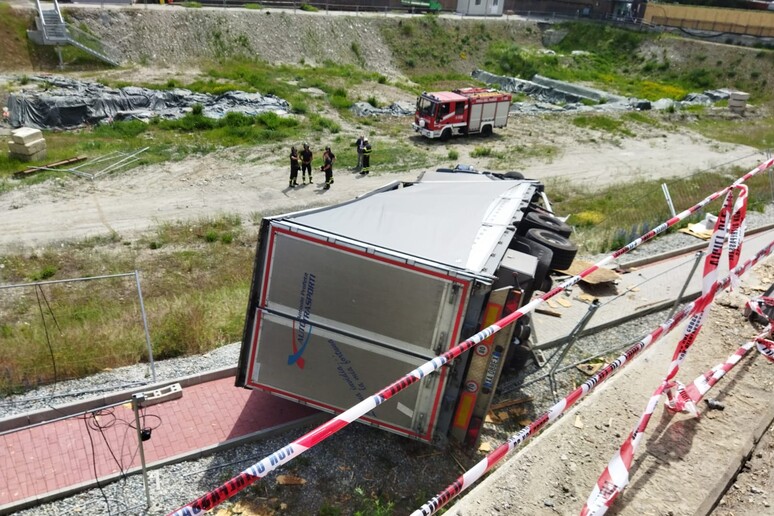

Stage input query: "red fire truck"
[{"left": 412, "top": 87, "right": 512, "bottom": 140}]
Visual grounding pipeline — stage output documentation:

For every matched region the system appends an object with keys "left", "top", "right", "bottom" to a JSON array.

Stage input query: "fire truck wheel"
[
  {"left": 481, "top": 125, "right": 493, "bottom": 137},
  {"left": 440, "top": 128, "right": 452, "bottom": 141},
  {"left": 517, "top": 211, "right": 573, "bottom": 238},
  {"left": 525, "top": 228, "right": 577, "bottom": 271},
  {"left": 504, "top": 171, "right": 525, "bottom": 180}
]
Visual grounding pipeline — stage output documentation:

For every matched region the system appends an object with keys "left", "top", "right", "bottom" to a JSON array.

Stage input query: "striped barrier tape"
[
  {"left": 581, "top": 185, "right": 751, "bottom": 515},
  {"left": 412, "top": 238, "right": 774, "bottom": 516},
  {"left": 168, "top": 158, "right": 774, "bottom": 516},
  {"left": 744, "top": 296, "right": 774, "bottom": 362}
]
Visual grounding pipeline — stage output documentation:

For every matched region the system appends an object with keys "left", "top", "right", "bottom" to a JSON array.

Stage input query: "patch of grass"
[
  {"left": 0, "top": 215, "right": 253, "bottom": 393},
  {"left": 550, "top": 167, "right": 773, "bottom": 253},
  {"left": 179, "top": 1, "right": 202, "bottom": 7},
  {"left": 471, "top": 146, "right": 493, "bottom": 157},
  {"left": 448, "top": 149, "right": 459, "bottom": 160},
  {"left": 299, "top": 3, "right": 318, "bottom": 11},
  {"left": 244, "top": 3, "right": 262, "bottom": 8},
  {"left": 353, "top": 487, "right": 394, "bottom": 516},
  {"left": 572, "top": 115, "right": 634, "bottom": 137}
]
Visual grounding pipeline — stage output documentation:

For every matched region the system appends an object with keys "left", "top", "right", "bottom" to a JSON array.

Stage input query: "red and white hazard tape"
[
  {"left": 169, "top": 158, "right": 774, "bottom": 516},
  {"left": 412, "top": 238, "right": 774, "bottom": 516},
  {"left": 581, "top": 185, "right": 760, "bottom": 516}
]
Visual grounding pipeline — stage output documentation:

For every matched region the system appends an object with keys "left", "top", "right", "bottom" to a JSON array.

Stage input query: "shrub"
[
  {"left": 299, "top": 3, "right": 318, "bottom": 11},
  {"left": 192, "top": 103, "right": 204, "bottom": 116},
  {"left": 470, "top": 146, "right": 492, "bottom": 157},
  {"left": 448, "top": 149, "right": 459, "bottom": 160},
  {"left": 29, "top": 265, "right": 57, "bottom": 281}
]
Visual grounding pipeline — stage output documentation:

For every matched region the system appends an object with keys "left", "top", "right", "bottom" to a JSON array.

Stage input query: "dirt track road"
[{"left": 0, "top": 118, "right": 764, "bottom": 253}]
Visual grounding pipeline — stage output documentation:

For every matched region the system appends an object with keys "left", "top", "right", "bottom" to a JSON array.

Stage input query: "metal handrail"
[{"left": 65, "top": 23, "right": 122, "bottom": 63}]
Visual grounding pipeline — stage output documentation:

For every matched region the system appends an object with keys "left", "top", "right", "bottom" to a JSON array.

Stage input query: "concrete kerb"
[
  {"left": 0, "top": 366, "right": 237, "bottom": 434},
  {"left": 0, "top": 412, "right": 328, "bottom": 516}
]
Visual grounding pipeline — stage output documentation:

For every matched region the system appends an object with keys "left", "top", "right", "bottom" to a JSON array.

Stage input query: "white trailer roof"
[{"left": 285, "top": 178, "right": 538, "bottom": 275}]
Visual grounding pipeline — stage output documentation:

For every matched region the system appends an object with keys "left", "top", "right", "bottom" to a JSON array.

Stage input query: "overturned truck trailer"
[{"left": 236, "top": 166, "right": 576, "bottom": 446}]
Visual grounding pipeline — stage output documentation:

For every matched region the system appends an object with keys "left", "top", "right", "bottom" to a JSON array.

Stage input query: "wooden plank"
[
  {"left": 489, "top": 396, "right": 534, "bottom": 411},
  {"left": 13, "top": 156, "right": 87, "bottom": 178}
]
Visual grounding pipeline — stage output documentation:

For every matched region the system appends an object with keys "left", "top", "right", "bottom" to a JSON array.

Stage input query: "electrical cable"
[
  {"left": 34, "top": 285, "right": 59, "bottom": 401},
  {"left": 81, "top": 412, "right": 113, "bottom": 515}
]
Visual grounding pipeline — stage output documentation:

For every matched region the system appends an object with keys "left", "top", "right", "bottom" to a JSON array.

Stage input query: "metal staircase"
[{"left": 28, "top": 0, "right": 122, "bottom": 67}]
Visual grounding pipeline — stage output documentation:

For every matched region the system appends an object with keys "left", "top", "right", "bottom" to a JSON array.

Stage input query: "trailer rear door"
[{"left": 240, "top": 223, "right": 472, "bottom": 442}]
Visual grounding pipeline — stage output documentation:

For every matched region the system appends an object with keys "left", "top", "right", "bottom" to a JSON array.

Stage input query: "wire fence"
[{"left": 0, "top": 272, "right": 155, "bottom": 403}]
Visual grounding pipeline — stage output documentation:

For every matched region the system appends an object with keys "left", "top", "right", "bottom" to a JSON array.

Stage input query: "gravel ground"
[{"left": 5, "top": 204, "right": 774, "bottom": 515}]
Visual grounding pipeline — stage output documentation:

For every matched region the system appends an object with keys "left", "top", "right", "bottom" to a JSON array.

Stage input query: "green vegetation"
[
  {"left": 571, "top": 114, "right": 634, "bottom": 137},
  {"left": 550, "top": 167, "right": 772, "bottom": 253},
  {"left": 0, "top": 215, "right": 252, "bottom": 394},
  {"left": 299, "top": 3, "right": 318, "bottom": 11},
  {"left": 179, "top": 1, "right": 203, "bottom": 7}
]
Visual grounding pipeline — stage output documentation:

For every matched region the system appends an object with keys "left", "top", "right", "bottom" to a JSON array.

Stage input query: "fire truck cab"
[{"left": 413, "top": 88, "right": 512, "bottom": 141}]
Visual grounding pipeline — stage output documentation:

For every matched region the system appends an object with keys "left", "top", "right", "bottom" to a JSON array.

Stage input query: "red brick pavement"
[{"left": 0, "top": 377, "right": 317, "bottom": 508}]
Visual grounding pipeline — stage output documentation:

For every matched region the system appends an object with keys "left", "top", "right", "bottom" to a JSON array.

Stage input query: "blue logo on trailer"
[{"left": 288, "top": 273, "right": 316, "bottom": 369}]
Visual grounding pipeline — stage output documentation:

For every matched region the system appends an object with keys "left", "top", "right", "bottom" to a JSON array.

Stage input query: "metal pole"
[
  {"left": 661, "top": 182, "right": 677, "bottom": 218},
  {"left": 0, "top": 272, "right": 136, "bottom": 290},
  {"left": 135, "top": 271, "right": 156, "bottom": 383},
  {"left": 668, "top": 250, "right": 704, "bottom": 320},
  {"left": 548, "top": 299, "right": 600, "bottom": 401},
  {"left": 132, "top": 393, "right": 151, "bottom": 509}
]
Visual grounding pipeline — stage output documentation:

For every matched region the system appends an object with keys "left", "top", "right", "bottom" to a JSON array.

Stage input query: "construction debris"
[
  {"left": 14, "top": 156, "right": 87, "bottom": 178},
  {"left": 490, "top": 396, "right": 534, "bottom": 411},
  {"left": 8, "top": 127, "right": 46, "bottom": 162},
  {"left": 6, "top": 76, "right": 291, "bottom": 130}
]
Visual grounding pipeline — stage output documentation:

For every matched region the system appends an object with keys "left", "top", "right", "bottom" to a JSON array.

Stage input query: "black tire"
[
  {"left": 525, "top": 228, "right": 577, "bottom": 271},
  {"left": 481, "top": 125, "right": 493, "bottom": 137},
  {"left": 504, "top": 171, "right": 525, "bottom": 180},
  {"left": 440, "top": 128, "right": 452, "bottom": 141},
  {"left": 517, "top": 211, "right": 573, "bottom": 238},
  {"left": 510, "top": 234, "right": 552, "bottom": 299}
]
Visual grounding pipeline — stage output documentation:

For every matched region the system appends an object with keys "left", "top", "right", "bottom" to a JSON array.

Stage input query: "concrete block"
[
  {"left": 8, "top": 138, "right": 46, "bottom": 155},
  {"left": 10, "top": 127, "right": 43, "bottom": 145},
  {"left": 10, "top": 148, "right": 47, "bottom": 162},
  {"left": 729, "top": 91, "right": 749, "bottom": 114}
]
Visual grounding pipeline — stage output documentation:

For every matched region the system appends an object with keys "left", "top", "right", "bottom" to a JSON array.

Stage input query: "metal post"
[
  {"left": 135, "top": 270, "right": 156, "bottom": 382},
  {"left": 548, "top": 299, "right": 600, "bottom": 401},
  {"left": 768, "top": 165, "right": 774, "bottom": 204},
  {"left": 668, "top": 250, "right": 704, "bottom": 320},
  {"left": 132, "top": 393, "right": 151, "bottom": 509},
  {"left": 661, "top": 182, "right": 677, "bottom": 218}
]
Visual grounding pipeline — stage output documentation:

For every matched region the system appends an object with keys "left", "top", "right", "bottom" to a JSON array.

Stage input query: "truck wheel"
[
  {"left": 510, "top": 234, "right": 552, "bottom": 300},
  {"left": 440, "top": 129, "right": 452, "bottom": 141},
  {"left": 517, "top": 211, "right": 573, "bottom": 238},
  {"left": 525, "top": 228, "right": 577, "bottom": 271},
  {"left": 481, "top": 125, "right": 492, "bottom": 137},
  {"left": 504, "top": 171, "right": 524, "bottom": 180}
]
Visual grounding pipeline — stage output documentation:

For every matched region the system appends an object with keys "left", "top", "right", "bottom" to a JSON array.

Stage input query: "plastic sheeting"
[{"left": 7, "top": 76, "right": 291, "bottom": 129}]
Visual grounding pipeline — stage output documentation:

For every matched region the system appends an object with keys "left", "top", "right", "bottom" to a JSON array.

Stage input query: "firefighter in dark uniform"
[
  {"left": 321, "top": 146, "right": 335, "bottom": 190},
  {"left": 300, "top": 143, "right": 313, "bottom": 184},
  {"left": 289, "top": 145, "right": 299, "bottom": 188},
  {"left": 359, "top": 137, "right": 372, "bottom": 176}
]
